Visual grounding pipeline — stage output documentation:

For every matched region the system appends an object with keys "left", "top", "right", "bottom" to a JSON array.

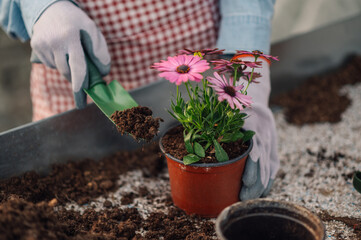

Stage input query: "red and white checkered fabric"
[{"left": 31, "top": 0, "right": 220, "bottom": 121}]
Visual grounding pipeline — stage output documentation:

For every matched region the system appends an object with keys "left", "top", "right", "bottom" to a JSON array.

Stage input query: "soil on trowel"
[
  {"left": 271, "top": 55, "right": 361, "bottom": 125},
  {"left": 162, "top": 125, "right": 249, "bottom": 163},
  {"left": 110, "top": 106, "right": 163, "bottom": 142}
]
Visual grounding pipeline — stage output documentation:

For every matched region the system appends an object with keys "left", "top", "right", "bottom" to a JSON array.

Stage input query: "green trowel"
[{"left": 83, "top": 57, "right": 138, "bottom": 122}]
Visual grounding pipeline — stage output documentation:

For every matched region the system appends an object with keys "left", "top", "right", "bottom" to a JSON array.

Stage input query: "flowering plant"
[{"left": 152, "top": 49, "right": 278, "bottom": 164}]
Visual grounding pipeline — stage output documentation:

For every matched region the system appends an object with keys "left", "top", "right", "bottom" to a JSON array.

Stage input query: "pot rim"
[
  {"left": 215, "top": 198, "right": 326, "bottom": 240},
  {"left": 353, "top": 171, "right": 361, "bottom": 193},
  {"left": 159, "top": 125, "right": 253, "bottom": 168}
]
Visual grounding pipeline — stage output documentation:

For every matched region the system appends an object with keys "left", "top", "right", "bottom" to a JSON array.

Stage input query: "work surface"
[
  {"left": 1, "top": 15, "right": 361, "bottom": 239},
  {"left": 63, "top": 83, "right": 361, "bottom": 240},
  {"left": 1, "top": 82, "right": 359, "bottom": 239},
  {"left": 269, "top": 84, "right": 361, "bottom": 240},
  {"left": 1, "top": 66, "right": 360, "bottom": 239}
]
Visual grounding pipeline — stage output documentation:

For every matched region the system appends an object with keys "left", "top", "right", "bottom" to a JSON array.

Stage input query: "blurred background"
[{"left": 0, "top": 0, "right": 361, "bottom": 132}]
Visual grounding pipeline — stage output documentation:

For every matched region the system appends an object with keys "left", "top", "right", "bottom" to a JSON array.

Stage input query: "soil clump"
[
  {"left": 161, "top": 125, "right": 249, "bottom": 163},
  {"left": 271, "top": 55, "right": 361, "bottom": 125},
  {"left": 111, "top": 106, "right": 163, "bottom": 142}
]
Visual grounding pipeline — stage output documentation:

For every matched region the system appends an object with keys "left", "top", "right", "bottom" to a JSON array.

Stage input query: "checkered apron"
[{"left": 30, "top": 0, "right": 220, "bottom": 121}]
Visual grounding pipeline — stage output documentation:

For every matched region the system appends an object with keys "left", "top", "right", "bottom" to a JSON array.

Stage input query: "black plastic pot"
[{"left": 216, "top": 199, "right": 325, "bottom": 240}]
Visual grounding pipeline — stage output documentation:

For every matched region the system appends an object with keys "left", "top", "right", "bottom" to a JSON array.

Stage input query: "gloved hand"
[
  {"left": 238, "top": 56, "right": 280, "bottom": 200},
  {"left": 30, "top": 0, "right": 111, "bottom": 109}
]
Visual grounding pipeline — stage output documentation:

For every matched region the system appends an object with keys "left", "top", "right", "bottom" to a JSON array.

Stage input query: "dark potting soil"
[
  {"left": 271, "top": 55, "right": 361, "bottom": 125},
  {"left": 110, "top": 106, "right": 163, "bottom": 142},
  {"left": 0, "top": 143, "right": 217, "bottom": 240},
  {"left": 161, "top": 125, "right": 249, "bottom": 163},
  {"left": 0, "top": 197, "right": 216, "bottom": 240},
  {"left": 0, "top": 143, "right": 163, "bottom": 205}
]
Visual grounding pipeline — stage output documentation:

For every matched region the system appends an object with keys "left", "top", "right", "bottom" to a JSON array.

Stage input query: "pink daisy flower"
[
  {"left": 207, "top": 72, "right": 252, "bottom": 111},
  {"left": 152, "top": 55, "right": 210, "bottom": 85},
  {"left": 211, "top": 59, "right": 261, "bottom": 75},
  {"left": 236, "top": 50, "right": 279, "bottom": 62},
  {"left": 211, "top": 59, "right": 235, "bottom": 74},
  {"left": 230, "top": 58, "right": 262, "bottom": 68},
  {"left": 178, "top": 48, "right": 225, "bottom": 56},
  {"left": 242, "top": 71, "right": 262, "bottom": 83}
]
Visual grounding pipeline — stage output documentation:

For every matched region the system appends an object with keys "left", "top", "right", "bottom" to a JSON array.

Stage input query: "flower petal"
[
  {"left": 159, "top": 72, "right": 180, "bottom": 83},
  {"left": 234, "top": 99, "right": 244, "bottom": 111}
]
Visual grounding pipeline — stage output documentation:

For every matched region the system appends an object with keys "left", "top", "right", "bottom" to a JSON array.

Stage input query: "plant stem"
[
  {"left": 233, "top": 65, "right": 239, "bottom": 85},
  {"left": 244, "top": 67, "right": 254, "bottom": 93},
  {"left": 185, "top": 82, "right": 192, "bottom": 100},
  {"left": 213, "top": 100, "right": 222, "bottom": 112}
]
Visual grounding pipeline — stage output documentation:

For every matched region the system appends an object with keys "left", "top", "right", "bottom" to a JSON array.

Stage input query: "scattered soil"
[
  {"left": 306, "top": 148, "right": 356, "bottom": 181},
  {"left": 319, "top": 210, "right": 361, "bottom": 239},
  {"left": 0, "top": 197, "right": 67, "bottom": 240},
  {"left": 161, "top": 125, "right": 249, "bottom": 163},
  {"left": 143, "top": 207, "right": 216, "bottom": 240},
  {"left": 306, "top": 148, "right": 345, "bottom": 166},
  {"left": 0, "top": 143, "right": 164, "bottom": 205},
  {"left": 0, "top": 196, "right": 216, "bottom": 240},
  {"left": 271, "top": 55, "right": 361, "bottom": 125},
  {"left": 120, "top": 192, "right": 137, "bottom": 205},
  {"left": 111, "top": 106, "right": 163, "bottom": 142},
  {"left": 0, "top": 143, "right": 217, "bottom": 239}
]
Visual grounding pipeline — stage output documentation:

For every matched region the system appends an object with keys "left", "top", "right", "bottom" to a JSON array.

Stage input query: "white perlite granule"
[
  {"left": 61, "top": 83, "right": 361, "bottom": 239},
  {"left": 64, "top": 170, "right": 171, "bottom": 219}
]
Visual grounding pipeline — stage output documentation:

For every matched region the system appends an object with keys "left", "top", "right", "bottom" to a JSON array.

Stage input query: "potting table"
[{"left": 1, "top": 14, "right": 361, "bottom": 240}]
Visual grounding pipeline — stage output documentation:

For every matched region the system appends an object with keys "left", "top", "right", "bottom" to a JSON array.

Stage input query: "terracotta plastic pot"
[
  {"left": 159, "top": 128, "right": 253, "bottom": 218},
  {"left": 216, "top": 199, "right": 325, "bottom": 240}
]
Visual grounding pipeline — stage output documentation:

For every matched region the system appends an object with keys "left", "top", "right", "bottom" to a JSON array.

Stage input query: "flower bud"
[{"left": 227, "top": 111, "right": 234, "bottom": 118}]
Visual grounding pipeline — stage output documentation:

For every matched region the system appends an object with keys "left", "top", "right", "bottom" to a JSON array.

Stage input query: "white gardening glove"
[
  {"left": 31, "top": 0, "right": 111, "bottom": 108},
  {"left": 239, "top": 57, "right": 280, "bottom": 200}
]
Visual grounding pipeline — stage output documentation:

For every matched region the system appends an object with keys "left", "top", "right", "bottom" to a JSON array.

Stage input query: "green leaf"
[
  {"left": 174, "top": 106, "right": 183, "bottom": 115},
  {"left": 184, "top": 140, "right": 194, "bottom": 154},
  {"left": 192, "top": 134, "right": 202, "bottom": 141},
  {"left": 184, "top": 129, "right": 194, "bottom": 142},
  {"left": 183, "top": 154, "right": 200, "bottom": 165},
  {"left": 231, "top": 131, "right": 244, "bottom": 142},
  {"left": 242, "top": 130, "right": 255, "bottom": 142},
  {"left": 194, "top": 142, "right": 205, "bottom": 158},
  {"left": 205, "top": 142, "right": 212, "bottom": 151},
  {"left": 183, "top": 129, "right": 194, "bottom": 153},
  {"left": 213, "top": 112, "right": 222, "bottom": 123},
  {"left": 213, "top": 139, "right": 229, "bottom": 162},
  {"left": 221, "top": 132, "right": 244, "bottom": 143},
  {"left": 239, "top": 113, "right": 247, "bottom": 118}
]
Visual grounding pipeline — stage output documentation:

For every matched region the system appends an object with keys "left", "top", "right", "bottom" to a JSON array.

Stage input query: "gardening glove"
[
  {"left": 238, "top": 56, "right": 280, "bottom": 200},
  {"left": 30, "top": 0, "right": 111, "bottom": 109}
]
